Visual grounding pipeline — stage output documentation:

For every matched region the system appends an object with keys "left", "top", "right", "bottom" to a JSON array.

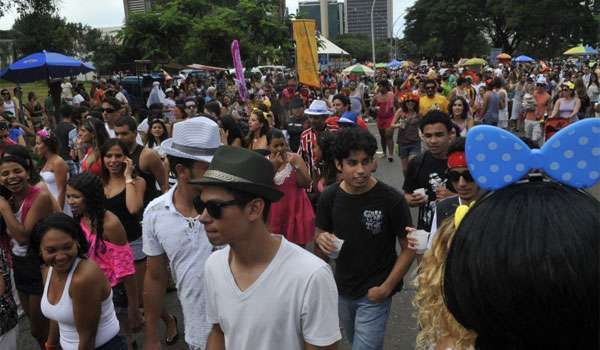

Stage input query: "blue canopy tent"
[
  {"left": 513, "top": 55, "right": 536, "bottom": 63},
  {"left": 0, "top": 50, "right": 94, "bottom": 83},
  {"left": 387, "top": 59, "right": 402, "bottom": 69}
]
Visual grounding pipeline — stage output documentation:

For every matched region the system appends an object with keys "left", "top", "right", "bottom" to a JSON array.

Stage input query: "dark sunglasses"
[
  {"left": 447, "top": 170, "right": 474, "bottom": 183},
  {"left": 193, "top": 197, "right": 243, "bottom": 219},
  {"left": 102, "top": 108, "right": 116, "bottom": 113},
  {"left": 185, "top": 104, "right": 196, "bottom": 109}
]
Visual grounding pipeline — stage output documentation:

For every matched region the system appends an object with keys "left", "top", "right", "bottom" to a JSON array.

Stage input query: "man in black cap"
[
  {"left": 192, "top": 146, "right": 341, "bottom": 350},
  {"left": 286, "top": 97, "right": 309, "bottom": 152}
]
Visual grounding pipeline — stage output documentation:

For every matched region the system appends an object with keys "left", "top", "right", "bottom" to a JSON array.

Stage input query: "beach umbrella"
[
  {"left": 513, "top": 55, "right": 535, "bottom": 63},
  {"left": 0, "top": 50, "right": 95, "bottom": 83},
  {"left": 387, "top": 59, "right": 402, "bottom": 69},
  {"left": 375, "top": 63, "right": 388, "bottom": 69},
  {"left": 402, "top": 60, "right": 415, "bottom": 68},
  {"left": 342, "top": 64, "right": 374, "bottom": 76},
  {"left": 496, "top": 53, "right": 511, "bottom": 62},
  {"left": 464, "top": 57, "right": 487, "bottom": 66},
  {"left": 563, "top": 45, "right": 598, "bottom": 56}
]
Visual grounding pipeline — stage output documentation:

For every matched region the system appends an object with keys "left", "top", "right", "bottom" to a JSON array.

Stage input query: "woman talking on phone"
[{"left": 100, "top": 139, "right": 146, "bottom": 348}]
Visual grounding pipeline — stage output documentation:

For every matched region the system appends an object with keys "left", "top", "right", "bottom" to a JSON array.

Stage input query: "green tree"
[
  {"left": 404, "top": 0, "right": 597, "bottom": 59},
  {"left": 119, "top": 0, "right": 291, "bottom": 67},
  {"left": 0, "top": 0, "right": 56, "bottom": 17},
  {"left": 331, "top": 33, "right": 390, "bottom": 62}
]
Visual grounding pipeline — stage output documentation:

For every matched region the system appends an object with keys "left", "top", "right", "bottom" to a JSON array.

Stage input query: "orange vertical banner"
[{"left": 292, "top": 19, "right": 320, "bottom": 88}]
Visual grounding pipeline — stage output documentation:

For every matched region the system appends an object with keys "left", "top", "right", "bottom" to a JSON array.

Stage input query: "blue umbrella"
[
  {"left": 0, "top": 50, "right": 94, "bottom": 83},
  {"left": 584, "top": 46, "right": 598, "bottom": 55},
  {"left": 387, "top": 59, "right": 402, "bottom": 69},
  {"left": 513, "top": 55, "right": 535, "bottom": 63}
]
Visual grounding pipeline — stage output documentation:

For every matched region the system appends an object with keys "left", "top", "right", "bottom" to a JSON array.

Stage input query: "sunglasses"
[
  {"left": 425, "top": 86, "right": 436, "bottom": 90},
  {"left": 447, "top": 170, "right": 474, "bottom": 183},
  {"left": 192, "top": 197, "right": 243, "bottom": 219},
  {"left": 102, "top": 108, "right": 116, "bottom": 113},
  {"left": 185, "top": 104, "right": 196, "bottom": 109}
]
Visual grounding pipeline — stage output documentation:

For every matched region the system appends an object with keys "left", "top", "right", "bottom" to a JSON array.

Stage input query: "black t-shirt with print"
[
  {"left": 402, "top": 151, "right": 454, "bottom": 231},
  {"left": 316, "top": 180, "right": 412, "bottom": 299}
]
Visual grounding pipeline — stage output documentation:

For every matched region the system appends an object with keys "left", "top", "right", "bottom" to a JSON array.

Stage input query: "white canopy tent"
[
  {"left": 317, "top": 35, "right": 350, "bottom": 70},
  {"left": 318, "top": 35, "right": 349, "bottom": 56}
]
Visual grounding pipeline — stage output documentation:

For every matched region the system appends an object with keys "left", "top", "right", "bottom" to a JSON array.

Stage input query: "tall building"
[
  {"left": 345, "top": 0, "right": 392, "bottom": 40},
  {"left": 123, "top": 0, "right": 153, "bottom": 19},
  {"left": 298, "top": 0, "right": 346, "bottom": 39}
]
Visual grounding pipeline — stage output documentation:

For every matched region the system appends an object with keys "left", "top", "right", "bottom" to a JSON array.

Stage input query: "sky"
[{"left": 0, "top": 0, "right": 415, "bottom": 37}]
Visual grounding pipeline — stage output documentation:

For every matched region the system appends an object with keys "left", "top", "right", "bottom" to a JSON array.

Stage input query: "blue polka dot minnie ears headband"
[
  {"left": 465, "top": 118, "right": 600, "bottom": 191},
  {"left": 452, "top": 119, "right": 600, "bottom": 228}
]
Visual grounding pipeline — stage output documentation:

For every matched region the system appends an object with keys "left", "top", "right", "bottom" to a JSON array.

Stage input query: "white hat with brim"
[
  {"left": 304, "top": 100, "right": 332, "bottom": 116},
  {"left": 161, "top": 117, "right": 221, "bottom": 163}
]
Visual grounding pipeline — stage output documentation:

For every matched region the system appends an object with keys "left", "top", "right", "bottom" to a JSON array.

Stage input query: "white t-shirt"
[
  {"left": 205, "top": 236, "right": 341, "bottom": 350},
  {"left": 72, "top": 94, "right": 85, "bottom": 106},
  {"left": 143, "top": 185, "right": 214, "bottom": 348}
]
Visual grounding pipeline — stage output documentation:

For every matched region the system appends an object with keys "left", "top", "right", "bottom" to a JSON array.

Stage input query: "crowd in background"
[{"left": 0, "top": 56, "right": 597, "bottom": 350}]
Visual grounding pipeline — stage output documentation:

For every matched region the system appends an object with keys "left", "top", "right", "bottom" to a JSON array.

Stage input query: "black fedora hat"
[{"left": 189, "top": 145, "right": 284, "bottom": 202}]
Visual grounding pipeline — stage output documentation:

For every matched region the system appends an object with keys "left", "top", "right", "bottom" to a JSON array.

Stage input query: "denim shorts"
[
  {"left": 96, "top": 334, "right": 127, "bottom": 350},
  {"left": 129, "top": 236, "right": 146, "bottom": 262},
  {"left": 398, "top": 142, "right": 421, "bottom": 158}
]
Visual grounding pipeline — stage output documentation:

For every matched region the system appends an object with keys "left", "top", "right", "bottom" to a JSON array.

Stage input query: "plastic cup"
[
  {"left": 328, "top": 237, "right": 345, "bottom": 259},
  {"left": 410, "top": 229, "right": 429, "bottom": 254}
]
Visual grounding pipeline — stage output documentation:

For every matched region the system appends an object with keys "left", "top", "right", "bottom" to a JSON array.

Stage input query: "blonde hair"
[{"left": 413, "top": 218, "right": 477, "bottom": 350}]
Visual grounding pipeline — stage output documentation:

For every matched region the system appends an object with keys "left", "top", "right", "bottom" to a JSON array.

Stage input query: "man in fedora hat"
[
  {"left": 192, "top": 146, "right": 341, "bottom": 350},
  {"left": 298, "top": 99, "right": 332, "bottom": 203},
  {"left": 142, "top": 117, "right": 222, "bottom": 350}
]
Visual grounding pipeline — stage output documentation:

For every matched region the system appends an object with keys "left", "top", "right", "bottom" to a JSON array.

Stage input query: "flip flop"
[{"left": 165, "top": 315, "right": 179, "bottom": 346}]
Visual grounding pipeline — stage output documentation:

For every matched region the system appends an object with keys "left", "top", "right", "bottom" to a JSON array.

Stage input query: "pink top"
[{"left": 80, "top": 220, "right": 135, "bottom": 287}]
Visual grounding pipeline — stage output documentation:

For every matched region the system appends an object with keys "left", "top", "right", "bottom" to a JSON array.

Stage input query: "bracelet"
[
  {"left": 126, "top": 178, "right": 134, "bottom": 184},
  {"left": 45, "top": 342, "right": 58, "bottom": 350}
]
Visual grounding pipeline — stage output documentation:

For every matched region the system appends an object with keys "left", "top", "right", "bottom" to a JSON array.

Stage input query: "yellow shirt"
[{"left": 419, "top": 94, "right": 449, "bottom": 117}]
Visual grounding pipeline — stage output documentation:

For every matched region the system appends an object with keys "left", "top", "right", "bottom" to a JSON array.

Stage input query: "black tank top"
[
  {"left": 130, "top": 145, "right": 160, "bottom": 207},
  {"left": 105, "top": 189, "right": 142, "bottom": 242}
]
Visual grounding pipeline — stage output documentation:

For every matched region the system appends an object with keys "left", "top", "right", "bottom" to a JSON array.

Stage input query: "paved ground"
[{"left": 18, "top": 125, "right": 420, "bottom": 349}]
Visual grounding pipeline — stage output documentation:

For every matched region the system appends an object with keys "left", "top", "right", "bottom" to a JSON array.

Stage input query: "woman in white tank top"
[
  {"left": 35, "top": 130, "right": 71, "bottom": 215},
  {"left": 33, "top": 213, "right": 125, "bottom": 349}
]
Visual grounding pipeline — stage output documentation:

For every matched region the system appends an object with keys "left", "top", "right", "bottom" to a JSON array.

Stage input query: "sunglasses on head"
[
  {"left": 447, "top": 170, "right": 474, "bottom": 183},
  {"left": 193, "top": 197, "right": 243, "bottom": 219}
]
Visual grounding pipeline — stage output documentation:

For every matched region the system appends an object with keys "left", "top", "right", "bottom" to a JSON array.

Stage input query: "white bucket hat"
[
  {"left": 304, "top": 100, "right": 332, "bottom": 116},
  {"left": 161, "top": 117, "right": 221, "bottom": 163}
]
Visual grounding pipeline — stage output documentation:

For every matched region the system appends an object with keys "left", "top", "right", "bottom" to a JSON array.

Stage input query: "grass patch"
[{"left": 0, "top": 80, "right": 92, "bottom": 99}]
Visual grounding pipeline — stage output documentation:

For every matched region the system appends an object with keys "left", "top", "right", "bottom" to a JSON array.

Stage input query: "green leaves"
[
  {"left": 118, "top": 0, "right": 291, "bottom": 67},
  {"left": 403, "top": 0, "right": 598, "bottom": 58}
]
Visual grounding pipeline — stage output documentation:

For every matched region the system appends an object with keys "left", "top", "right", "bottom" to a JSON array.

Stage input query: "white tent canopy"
[{"left": 318, "top": 35, "right": 349, "bottom": 56}]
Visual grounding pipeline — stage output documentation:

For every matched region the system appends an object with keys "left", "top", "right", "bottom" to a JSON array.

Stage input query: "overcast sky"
[{"left": 0, "top": 0, "right": 414, "bottom": 37}]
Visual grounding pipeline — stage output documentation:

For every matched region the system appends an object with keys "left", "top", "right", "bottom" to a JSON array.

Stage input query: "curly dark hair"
[
  {"left": 333, "top": 127, "right": 377, "bottom": 163},
  {"left": 67, "top": 173, "right": 106, "bottom": 256}
]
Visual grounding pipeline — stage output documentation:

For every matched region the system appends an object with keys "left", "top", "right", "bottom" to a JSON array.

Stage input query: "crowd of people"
[{"left": 0, "top": 56, "right": 597, "bottom": 350}]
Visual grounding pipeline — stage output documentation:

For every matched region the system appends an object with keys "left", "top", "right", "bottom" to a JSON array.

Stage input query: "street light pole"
[{"left": 370, "top": 0, "right": 377, "bottom": 66}]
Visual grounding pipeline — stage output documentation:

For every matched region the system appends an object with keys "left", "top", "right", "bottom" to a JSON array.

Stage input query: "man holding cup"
[
  {"left": 402, "top": 111, "right": 455, "bottom": 231},
  {"left": 315, "top": 128, "right": 415, "bottom": 349}
]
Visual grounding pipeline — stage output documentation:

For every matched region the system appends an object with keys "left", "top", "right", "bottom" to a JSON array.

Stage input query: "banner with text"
[{"left": 292, "top": 20, "right": 320, "bottom": 88}]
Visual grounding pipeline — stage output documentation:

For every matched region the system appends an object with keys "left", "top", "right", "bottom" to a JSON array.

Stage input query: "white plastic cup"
[
  {"left": 410, "top": 229, "right": 429, "bottom": 254},
  {"left": 328, "top": 237, "right": 345, "bottom": 259},
  {"left": 413, "top": 188, "right": 428, "bottom": 202}
]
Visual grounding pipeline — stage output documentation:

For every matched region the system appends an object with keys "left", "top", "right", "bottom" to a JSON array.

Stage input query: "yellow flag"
[{"left": 292, "top": 20, "right": 320, "bottom": 88}]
